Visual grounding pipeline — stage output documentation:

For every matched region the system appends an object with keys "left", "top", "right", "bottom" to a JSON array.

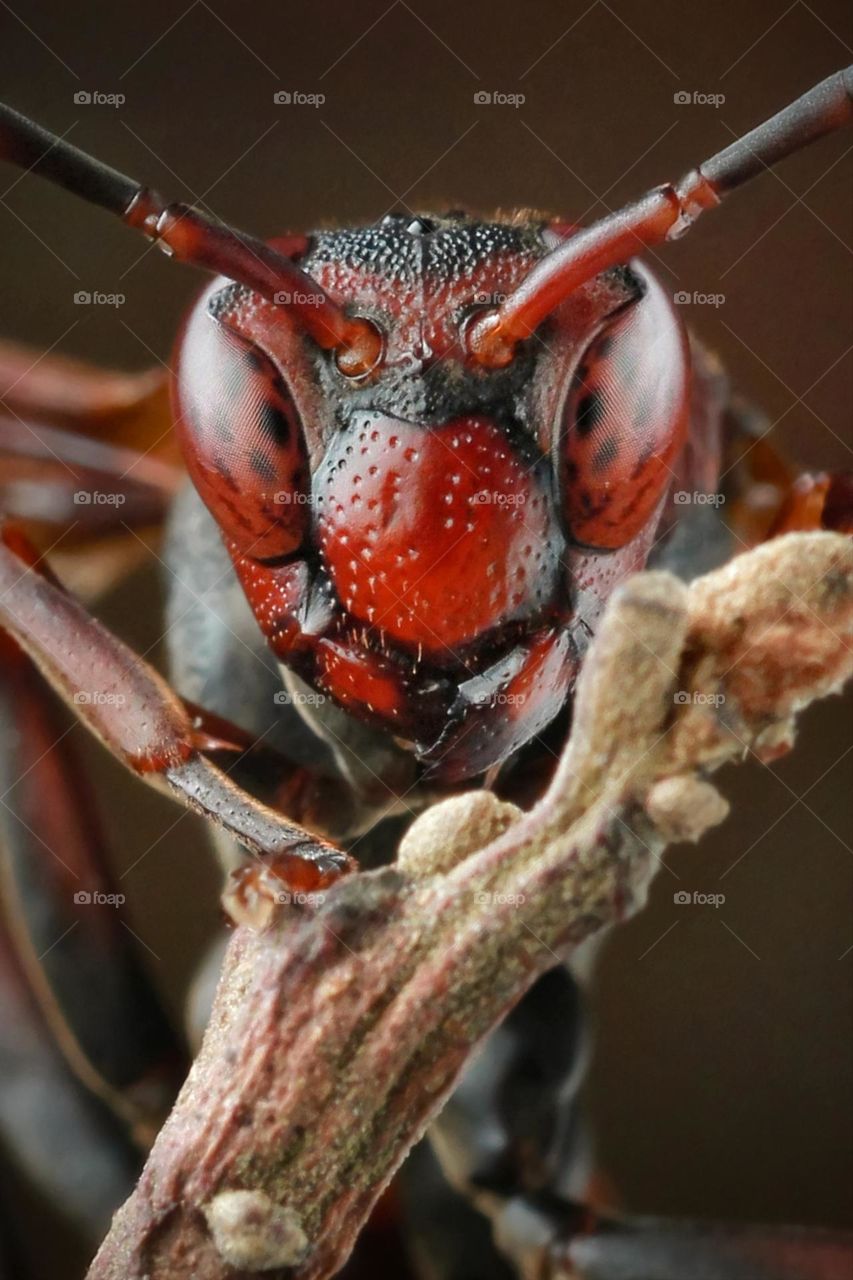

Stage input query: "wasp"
[{"left": 0, "top": 67, "right": 850, "bottom": 1280}]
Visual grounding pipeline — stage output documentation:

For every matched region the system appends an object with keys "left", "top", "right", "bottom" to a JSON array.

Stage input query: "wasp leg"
[
  {"left": 504, "top": 1205, "right": 853, "bottom": 1280},
  {"left": 0, "top": 921, "right": 141, "bottom": 1276},
  {"left": 0, "top": 338, "right": 179, "bottom": 541},
  {"left": 0, "top": 630, "right": 182, "bottom": 1140},
  {"left": 655, "top": 345, "right": 852, "bottom": 584},
  {"left": 400, "top": 1142, "right": 516, "bottom": 1280},
  {"left": 429, "top": 967, "right": 592, "bottom": 1204},
  {"left": 412, "top": 964, "right": 613, "bottom": 1277},
  {"left": 0, "top": 526, "right": 354, "bottom": 904},
  {"left": 719, "top": 399, "right": 853, "bottom": 544},
  {"left": 0, "top": 409, "right": 179, "bottom": 534},
  {"left": 0, "top": 631, "right": 179, "bottom": 1272},
  {"left": 765, "top": 471, "right": 853, "bottom": 536},
  {"left": 0, "top": 338, "right": 171, "bottom": 448}
]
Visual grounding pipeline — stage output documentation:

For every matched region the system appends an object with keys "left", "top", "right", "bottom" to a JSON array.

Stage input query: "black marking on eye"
[
  {"left": 592, "top": 436, "right": 619, "bottom": 470},
  {"left": 211, "top": 410, "right": 234, "bottom": 443},
  {"left": 258, "top": 402, "right": 291, "bottom": 447},
  {"left": 576, "top": 391, "right": 604, "bottom": 437},
  {"left": 242, "top": 347, "right": 266, "bottom": 373},
  {"left": 249, "top": 448, "right": 277, "bottom": 481}
]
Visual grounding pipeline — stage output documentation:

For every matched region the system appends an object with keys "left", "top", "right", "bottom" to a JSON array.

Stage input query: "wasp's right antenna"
[{"left": 466, "top": 67, "right": 853, "bottom": 367}]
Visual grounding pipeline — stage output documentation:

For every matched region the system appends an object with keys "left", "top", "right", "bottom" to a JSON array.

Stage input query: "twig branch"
[{"left": 87, "top": 532, "right": 853, "bottom": 1280}]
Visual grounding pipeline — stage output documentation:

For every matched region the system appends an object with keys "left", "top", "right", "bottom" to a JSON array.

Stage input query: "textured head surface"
[{"left": 172, "top": 211, "right": 691, "bottom": 780}]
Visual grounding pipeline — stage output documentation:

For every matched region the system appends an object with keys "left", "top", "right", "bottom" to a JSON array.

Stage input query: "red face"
[{"left": 172, "top": 213, "right": 690, "bottom": 781}]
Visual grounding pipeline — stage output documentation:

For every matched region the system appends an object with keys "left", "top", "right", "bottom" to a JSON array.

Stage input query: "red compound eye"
[
  {"left": 558, "top": 279, "right": 690, "bottom": 551},
  {"left": 173, "top": 307, "right": 311, "bottom": 561}
]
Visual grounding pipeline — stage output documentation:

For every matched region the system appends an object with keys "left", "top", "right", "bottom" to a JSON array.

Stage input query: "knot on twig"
[
  {"left": 398, "top": 791, "right": 522, "bottom": 877},
  {"left": 644, "top": 775, "right": 729, "bottom": 842},
  {"left": 203, "top": 1189, "right": 308, "bottom": 1271}
]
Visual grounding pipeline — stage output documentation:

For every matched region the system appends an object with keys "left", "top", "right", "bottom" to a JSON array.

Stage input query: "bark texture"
[{"left": 87, "top": 533, "right": 853, "bottom": 1280}]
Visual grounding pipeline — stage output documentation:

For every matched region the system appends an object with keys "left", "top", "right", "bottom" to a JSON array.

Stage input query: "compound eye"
[
  {"left": 174, "top": 315, "right": 311, "bottom": 560},
  {"left": 558, "top": 293, "right": 690, "bottom": 550}
]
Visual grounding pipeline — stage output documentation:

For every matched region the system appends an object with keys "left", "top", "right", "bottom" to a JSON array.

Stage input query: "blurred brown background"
[{"left": 0, "top": 0, "right": 850, "bottom": 1252}]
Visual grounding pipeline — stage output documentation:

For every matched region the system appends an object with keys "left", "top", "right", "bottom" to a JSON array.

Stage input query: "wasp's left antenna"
[
  {"left": 467, "top": 66, "right": 853, "bottom": 367},
  {"left": 0, "top": 103, "right": 380, "bottom": 367}
]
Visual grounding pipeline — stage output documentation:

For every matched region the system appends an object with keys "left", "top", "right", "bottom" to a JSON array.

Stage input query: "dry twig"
[{"left": 87, "top": 531, "right": 853, "bottom": 1280}]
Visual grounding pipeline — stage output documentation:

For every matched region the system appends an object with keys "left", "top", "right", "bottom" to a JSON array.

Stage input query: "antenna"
[
  {"left": 466, "top": 67, "right": 853, "bottom": 367},
  {"left": 0, "top": 103, "right": 380, "bottom": 368}
]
